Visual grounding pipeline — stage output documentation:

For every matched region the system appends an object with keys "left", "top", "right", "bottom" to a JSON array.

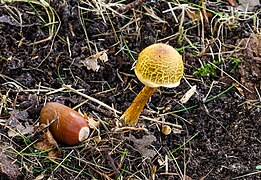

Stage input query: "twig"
[
  {"left": 86, "top": 102, "right": 115, "bottom": 118},
  {"left": 62, "top": 84, "right": 121, "bottom": 114},
  {"left": 103, "top": 150, "right": 120, "bottom": 178},
  {"left": 208, "top": 62, "right": 252, "bottom": 93},
  {"left": 140, "top": 116, "right": 182, "bottom": 129}
]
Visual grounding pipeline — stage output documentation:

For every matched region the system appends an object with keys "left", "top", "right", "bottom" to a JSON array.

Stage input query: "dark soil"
[{"left": 0, "top": 0, "right": 260, "bottom": 179}]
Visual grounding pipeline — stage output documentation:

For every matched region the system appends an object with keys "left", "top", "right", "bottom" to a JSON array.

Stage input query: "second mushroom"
[{"left": 120, "top": 43, "right": 184, "bottom": 126}]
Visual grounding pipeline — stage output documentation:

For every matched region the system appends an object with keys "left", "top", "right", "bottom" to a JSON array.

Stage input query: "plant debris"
[
  {"left": 34, "top": 125, "right": 61, "bottom": 159},
  {"left": 0, "top": 0, "right": 260, "bottom": 179},
  {"left": 7, "top": 110, "right": 29, "bottom": 127},
  {"left": 180, "top": 85, "right": 197, "bottom": 104},
  {"left": 80, "top": 50, "right": 108, "bottom": 72},
  {"left": 128, "top": 134, "right": 157, "bottom": 158},
  {"left": 236, "top": 34, "right": 261, "bottom": 99},
  {"left": 7, "top": 122, "right": 34, "bottom": 137}
]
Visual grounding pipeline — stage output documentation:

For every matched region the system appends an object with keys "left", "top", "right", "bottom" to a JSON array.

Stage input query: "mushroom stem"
[{"left": 120, "top": 86, "right": 157, "bottom": 126}]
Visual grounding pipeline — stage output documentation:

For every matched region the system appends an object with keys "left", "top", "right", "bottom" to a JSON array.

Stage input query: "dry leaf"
[
  {"left": 157, "top": 158, "right": 165, "bottom": 166},
  {"left": 186, "top": 10, "right": 200, "bottom": 22},
  {"left": 227, "top": 0, "right": 238, "bottom": 7},
  {"left": 129, "top": 134, "right": 157, "bottom": 158},
  {"left": 92, "top": 136, "right": 102, "bottom": 143},
  {"left": 78, "top": 110, "right": 100, "bottom": 129},
  {"left": 82, "top": 112, "right": 100, "bottom": 129},
  {"left": 34, "top": 174, "right": 45, "bottom": 180},
  {"left": 34, "top": 126, "right": 60, "bottom": 159},
  {"left": 186, "top": 9, "right": 213, "bottom": 23},
  {"left": 7, "top": 122, "right": 34, "bottom": 137},
  {"left": 81, "top": 58, "right": 100, "bottom": 71},
  {"left": 95, "top": 50, "right": 108, "bottom": 62},
  {"left": 201, "top": 1, "right": 210, "bottom": 24},
  {"left": 180, "top": 85, "right": 197, "bottom": 103},
  {"left": 81, "top": 50, "right": 108, "bottom": 72},
  {"left": 86, "top": 113, "right": 100, "bottom": 129},
  {"left": 7, "top": 110, "right": 29, "bottom": 127},
  {"left": 237, "top": 0, "right": 259, "bottom": 11}
]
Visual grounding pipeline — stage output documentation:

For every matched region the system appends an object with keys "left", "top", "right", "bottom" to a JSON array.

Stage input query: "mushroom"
[{"left": 120, "top": 43, "right": 184, "bottom": 125}]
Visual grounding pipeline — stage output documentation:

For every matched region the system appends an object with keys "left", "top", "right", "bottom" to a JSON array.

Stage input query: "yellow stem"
[{"left": 120, "top": 86, "right": 157, "bottom": 126}]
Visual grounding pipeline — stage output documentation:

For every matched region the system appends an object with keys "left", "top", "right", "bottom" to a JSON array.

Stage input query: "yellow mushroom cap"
[{"left": 134, "top": 43, "right": 184, "bottom": 88}]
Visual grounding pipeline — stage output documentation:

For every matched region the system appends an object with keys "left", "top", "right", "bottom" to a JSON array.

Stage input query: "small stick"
[
  {"left": 86, "top": 102, "right": 115, "bottom": 118},
  {"left": 62, "top": 84, "right": 121, "bottom": 114},
  {"left": 103, "top": 150, "right": 120, "bottom": 178},
  {"left": 140, "top": 116, "right": 182, "bottom": 129}
]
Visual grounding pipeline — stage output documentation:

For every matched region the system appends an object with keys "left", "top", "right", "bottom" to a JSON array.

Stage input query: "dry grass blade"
[
  {"left": 140, "top": 116, "right": 182, "bottom": 129},
  {"left": 208, "top": 62, "right": 252, "bottom": 93},
  {"left": 0, "top": 0, "right": 260, "bottom": 179}
]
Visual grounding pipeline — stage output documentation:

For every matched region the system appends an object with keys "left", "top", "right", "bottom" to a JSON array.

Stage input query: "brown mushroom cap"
[{"left": 134, "top": 43, "right": 184, "bottom": 88}]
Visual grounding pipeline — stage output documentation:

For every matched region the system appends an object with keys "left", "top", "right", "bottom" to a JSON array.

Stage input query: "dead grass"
[{"left": 0, "top": 0, "right": 260, "bottom": 179}]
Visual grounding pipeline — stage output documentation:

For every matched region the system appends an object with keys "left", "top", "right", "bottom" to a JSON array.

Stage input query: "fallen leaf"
[
  {"left": 7, "top": 110, "right": 29, "bottom": 127},
  {"left": 92, "top": 136, "right": 102, "bottom": 143},
  {"left": 96, "top": 50, "right": 108, "bottom": 62},
  {"left": 79, "top": 111, "right": 100, "bottom": 129},
  {"left": 129, "top": 134, "right": 157, "bottom": 158},
  {"left": 186, "top": 10, "right": 200, "bottom": 22},
  {"left": 81, "top": 58, "right": 100, "bottom": 71},
  {"left": 226, "top": 0, "right": 238, "bottom": 7},
  {"left": 186, "top": 8, "right": 213, "bottom": 23},
  {"left": 34, "top": 125, "right": 60, "bottom": 159},
  {"left": 84, "top": 113, "right": 100, "bottom": 129},
  {"left": 7, "top": 122, "right": 34, "bottom": 137},
  {"left": 237, "top": 0, "right": 259, "bottom": 11},
  {"left": 180, "top": 85, "right": 197, "bottom": 103},
  {"left": 201, "top": 1, "right": 210, "bottom": 24},
  {"left": 157, "top": 158, "right": 164, "bottom": 166},
  {"left": 81, "top": 50, "right": 108, "bottom": 72},
  {"left": 34, "top": 173, "right": 45, "bottom": 180}
]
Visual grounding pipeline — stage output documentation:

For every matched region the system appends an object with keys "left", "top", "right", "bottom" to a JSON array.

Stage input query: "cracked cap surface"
[{"left": 134, "top": 43, "right": 184, "bottom": 88}]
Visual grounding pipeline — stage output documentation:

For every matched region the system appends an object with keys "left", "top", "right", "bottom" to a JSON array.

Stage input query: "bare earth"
[{"left": 0, "top": 0, "right": 260, "bottom": 179}]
